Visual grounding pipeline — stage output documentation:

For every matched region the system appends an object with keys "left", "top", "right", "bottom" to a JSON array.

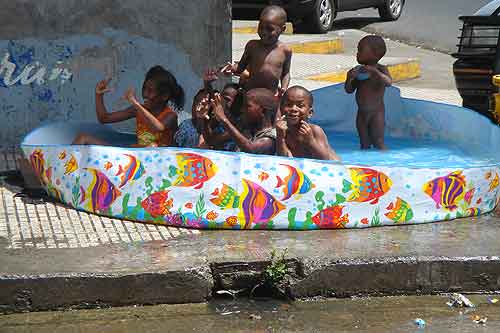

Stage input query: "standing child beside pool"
[{"left": 345, "top": 35, "right": 392, "bottom": 150}]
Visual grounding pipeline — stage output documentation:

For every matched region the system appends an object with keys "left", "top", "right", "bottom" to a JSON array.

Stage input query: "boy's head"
[
  {"left": 281, "top": 86, "right": 313, "bottom": 126},
  {"left": 356, "top": 35, "right": 387, "bottom": 65},
  {"left": 222, "top": 83, "right": 243, "bottom": 118},
  {"left": 244, "top": 88, "right": 278, "bottom": 126},
  {"left": 258, "top": 6, "right": 287, "bottom": 46},
  {"left": 143, "top": 65, "right": 185, "bottom": 110}
]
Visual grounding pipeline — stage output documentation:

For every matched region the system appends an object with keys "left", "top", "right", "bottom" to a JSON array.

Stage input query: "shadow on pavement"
[{"left": 332, "top": 17, "right": 384, "bottom": 31}]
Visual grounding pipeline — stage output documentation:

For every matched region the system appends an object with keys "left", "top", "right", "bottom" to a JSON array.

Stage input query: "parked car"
[
  {"left": 232, "top": 0, "right": 405, "bottom": 33},
  {"left": 452, "top": 0, "right": 500, "bottom": 123}
]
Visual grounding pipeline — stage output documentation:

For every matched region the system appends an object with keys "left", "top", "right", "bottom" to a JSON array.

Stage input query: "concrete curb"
[
  {"left": 288, "top": 38, "right": 344, "bottom": 54},
  {"left": 233, "top": 22, "right": 294, "bottom": 35},
  {"left": 2, "top": 255, "right": 499, "bottom": 313},
  {"left": 0, "top": 267, "right": 214, "bottom": 313},
  {"left": 307, "top": 59, "right": 421, "bottom": 83}
]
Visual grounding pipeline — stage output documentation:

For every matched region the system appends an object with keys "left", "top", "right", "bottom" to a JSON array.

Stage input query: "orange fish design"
[
  {"left": 58, "top": 151, "right": 66, "bottom": 160},
  {"left": 173, "top": 153, "right": 217, "bottom": 189},
  {"left": 116, "top": 154, "right": 145, "bottom": 188},
  {"left": 312, "top": 205, "right": 349, "bottom": 229},
  {"left": 258, "top": 171, "right": 269, "bottom": 182},
  {"left": 343, "top": 168, "right": 392, "bottom": 204},
  {"left": 360, "top": 218, "right": 369, "bottom": 225},
  {"left": 141, "top": 191, "right": 173, "bottom": 218},
  {"left": 206, "top": 211, "right": 218, "bottom": 221},
  {"left": 104, "top": 162, "right": 113, "bottom": 171},
  {"left": 225, "top": 216, "right": 238, "bottom": 227},
  {"left": 64, "top": 155, "right": 78, "bottom": 175},
  {"left": 185, "top": 202, "right": 193, "bottom": 209}
]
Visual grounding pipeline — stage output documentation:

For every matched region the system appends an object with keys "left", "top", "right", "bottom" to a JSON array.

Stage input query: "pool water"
[{"left": 325, "top": 132, "right": 499, "bottom": 168}]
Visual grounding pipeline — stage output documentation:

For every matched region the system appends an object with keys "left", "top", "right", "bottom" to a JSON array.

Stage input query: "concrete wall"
[{"left": 0, "top": 0, "right": 231, "bottom": 148}]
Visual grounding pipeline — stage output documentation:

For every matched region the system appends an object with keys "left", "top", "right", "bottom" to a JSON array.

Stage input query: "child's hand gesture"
[
  {"left": 195, "top": 96, "right": 211, "bottom": 120},
  {"left": 203, "top": 69, "right": 219, "bottom": 86},
  {"left": 220, "top": 62, "right": 237, "bottom": 76},
  {"left": 210, "top": 93, "right": 227, "bottom": 122},
  {"left": 276, "top": 115, "right": 288, "bottom": 138},
  {"left": 96, "top": 78, "right": 113, "bottom": 95},
  {"left": 347, "top": 67, "right": 360, "bottom": 81},
  {"left": 297, "top": 121, "right": 313, "bottom": 143},
  {"left": 123, "top": 88, "right": 139, "bottom": 106}
]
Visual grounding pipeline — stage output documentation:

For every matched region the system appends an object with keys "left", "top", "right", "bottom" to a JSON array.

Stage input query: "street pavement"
[
  {"left": 334, "top": 0, "right": 492, "bottom": 54},
  {"left": 0, "top": 25, "right": 495, "bottom": 312}
]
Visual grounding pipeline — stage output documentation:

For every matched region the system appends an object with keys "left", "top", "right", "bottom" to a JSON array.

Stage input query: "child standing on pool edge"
[
  {"left": 345, "top": 35, "right": 392, "bottom": 150},
  {"left": 73, "top": 66, "right": 184, "bottom": 147},
  {"left": 221, "top": 5, "right": 292, "bottom": 95}
]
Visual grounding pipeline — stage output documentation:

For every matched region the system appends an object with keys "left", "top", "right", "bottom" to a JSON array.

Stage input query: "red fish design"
[
  {"left": 312, "top": 205, "right": 349, "bottom": 229},
  {"left": 141, "top": 191, "right": 173, "bottom": 218}
]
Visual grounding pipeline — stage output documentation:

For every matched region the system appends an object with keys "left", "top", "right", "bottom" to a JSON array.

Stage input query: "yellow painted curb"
[
  {"left": 289, "top": 39, "right": 344, "bottom": 54},
  {"left": 307, "top": 60, "right": 421, "bottom": 83},
  {"left": 233, "top": 22, "right": 294, "bottom": 35}
]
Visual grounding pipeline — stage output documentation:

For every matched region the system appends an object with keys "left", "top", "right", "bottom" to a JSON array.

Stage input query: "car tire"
[
  {"left": 378, "top": 0, "right": 404, "bottom": 21},
  {"left": 304, "top": 0, "right": 336, "bottom": 34}
]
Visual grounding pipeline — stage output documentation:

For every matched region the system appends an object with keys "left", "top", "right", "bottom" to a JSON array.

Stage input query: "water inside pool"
[{"left": 324, "top": 131, "right": 499, "bottom": 168}]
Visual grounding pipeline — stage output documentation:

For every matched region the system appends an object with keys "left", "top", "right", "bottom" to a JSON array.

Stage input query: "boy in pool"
[
  {"left": 221, "top": 5, "right": 292, "bottom": 95},
  {"left": 345, "top": 35, "right": 392, "bottom": 150},
  {"left": 276, "top": 86, "right": 340, "bottom": 161},
  {"left": 210, "top": 88, "right": 278, "bottom": 156}
]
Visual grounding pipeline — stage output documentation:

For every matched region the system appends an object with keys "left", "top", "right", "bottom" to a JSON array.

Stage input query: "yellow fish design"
[
  {"left": 64, "top": 155, "right": 78, "bottom": 175},
  {"left": 173, "top": 153, "right": 217, "bottom": 189},
  {"left": 489, "top": 172, "right": 499, "bottom": 192}
]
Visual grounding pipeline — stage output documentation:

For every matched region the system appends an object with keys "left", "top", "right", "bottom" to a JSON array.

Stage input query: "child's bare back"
[{"left": 345, "top": 36, "right": 392, "bottom": 150}]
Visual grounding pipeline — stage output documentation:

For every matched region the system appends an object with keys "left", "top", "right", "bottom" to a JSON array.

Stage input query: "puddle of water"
[{"left": 1, "top": 295, "right": 500, "bottom": 332}]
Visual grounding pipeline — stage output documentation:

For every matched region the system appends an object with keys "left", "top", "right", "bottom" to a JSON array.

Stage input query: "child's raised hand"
[
  {"left": 96, "top": 78, "right": 113, "bottom": 95},
  {"left": 276, "top": 115, "right": 288, "bottom": 137},
  {"left": 210, "top": 93, "right": 227, "bottom": 122},
  {"left": 220, "top": 62, "right": 236, "bottom": 76},
  {"left": 347, "top": 67, "right": 360, "bottom": 81},
  {"left": 123, "top": 88, "right": 139, "bottom": 106},
  {"left": 195, "top": 97, "right": 210, "bottom": 120},
  {"left": 203, "top": 69, "right": 219, "bottom": 84},
  {"left": 297, "top": 120, "right": 313, "bottom": 142}
]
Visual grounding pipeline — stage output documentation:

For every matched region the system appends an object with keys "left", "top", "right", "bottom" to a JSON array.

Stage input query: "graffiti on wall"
[{"left": 0, "top": 52, "right": 72, "bottom": 87}]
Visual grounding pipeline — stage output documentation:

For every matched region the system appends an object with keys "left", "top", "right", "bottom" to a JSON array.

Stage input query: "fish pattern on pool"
[{"left": 22, "top": 147, "right": 500, "bottom": 230}]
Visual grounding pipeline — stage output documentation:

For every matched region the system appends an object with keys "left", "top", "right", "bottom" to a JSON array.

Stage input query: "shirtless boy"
[
  {"left": 345, "top": 35, "right": 392, "bottom": 150},
  {"left": 222, "top": 5, "right": 292, "bottom": 94},
  {"left": 276, "top": 86, "right": 340, "bottom": 161}
]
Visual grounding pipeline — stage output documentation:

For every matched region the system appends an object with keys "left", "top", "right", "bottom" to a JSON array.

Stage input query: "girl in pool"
[{"left": 73, "top": 65, "right": 184, "bottom": 147}]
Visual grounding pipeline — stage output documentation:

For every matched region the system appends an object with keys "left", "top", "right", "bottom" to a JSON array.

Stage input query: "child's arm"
[
  {"left": 344, "top": 68, "right": 359, "bottom": 94},
  {"left": 365, "top": 65, "right": 392, "bottom": 86},
  {"left": 221, "top": 41, "right": 254, "bottom": 76},
  {"left": 280, "top": 46, "right": 292, "bottom": 91},
  {"left": 95, "top": 79, "right": 136, "bottom": 123},
  {"left": 124, "top": 88, "right": 177, "bottom": 132},
  {"left": 211, "top": 94, "right": 273, "bottom": 154},
  {"left": 298, "top": 122, "right": 340, "bottom": 161},
  {"left": 276, "top": 116, "right": 292, "bottom": 157}
]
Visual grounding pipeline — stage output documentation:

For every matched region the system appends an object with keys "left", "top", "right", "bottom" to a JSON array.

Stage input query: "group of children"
[{"left": 74, "top": 5, "right": 392, "bottom": 159}]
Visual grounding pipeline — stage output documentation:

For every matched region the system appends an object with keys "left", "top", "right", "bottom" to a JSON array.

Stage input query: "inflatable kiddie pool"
[{"left": 21, "top": 84, "right": 500, "bottom": 230}]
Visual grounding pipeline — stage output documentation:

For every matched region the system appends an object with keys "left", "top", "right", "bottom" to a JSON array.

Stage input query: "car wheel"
[
  {"left": 305, "top": 0, "right": 336, "bottom": 34},
  {"left": 378, "top": 0, "right": 404, "bottom": 21}
]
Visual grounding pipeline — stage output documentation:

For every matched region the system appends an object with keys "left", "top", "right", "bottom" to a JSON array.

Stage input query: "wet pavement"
[{"left": 2, "top": 295, "right": 500, "bottom": 332}]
